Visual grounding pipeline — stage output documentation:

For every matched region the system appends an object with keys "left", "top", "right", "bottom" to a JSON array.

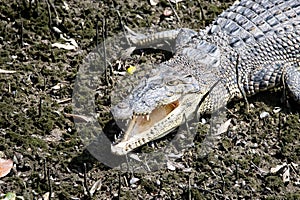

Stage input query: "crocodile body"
[{"left": 111, "top": 0, "right": 300, "bottom": 155}]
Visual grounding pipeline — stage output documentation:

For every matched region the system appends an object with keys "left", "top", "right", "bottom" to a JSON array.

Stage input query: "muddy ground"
[{"left": 0, "top": 0, "right": 299, "bottom": 199}]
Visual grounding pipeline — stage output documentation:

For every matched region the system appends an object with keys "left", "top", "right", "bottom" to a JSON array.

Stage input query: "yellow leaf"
[{"left": 126, "top": 66, "right": 136, "bottom": 75}]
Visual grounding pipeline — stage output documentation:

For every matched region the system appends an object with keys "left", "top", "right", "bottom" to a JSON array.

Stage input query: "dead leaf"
[
  {"left": 217, "top": 119, "right": 232, "bottom": 135},
  {"left": 2, "top": 192, "right": 16, "bottom": 200},
  {"left": 56, "top": 98, "right": 72, "bottom": 104},
  {"left": 51, "top": 43, "right": 77, "bottom": 50},
  {"left": 170, "top": 0, "right": 184, "bottom": 3},
  {"left": 129, "top": 154, "right": 142, "bottom": 162},
  {"left": 282, "top": 167, "right": 290, "bottom": 183},
  {"left": 150, "top": 0, "right": 159, "bottom": 6},
  {"left": 64, "top": 113, "right": 93, "bottom": 123},
  {"left": 90, "top": 179, "right": 102, "bottom": 196},
  {"left": 51, "top": 83, "right": 66, "bottom": 90},
  {"left": 270, "top": 163, "right": 287, "bottom": 173},
  {"left": 40, "top": 192, "right": 49, "bottom": 200},
  {"left": 62, "top": 1, "right": 69, "bottom": 10},
  {"left": 167, "top": 160, "right": 184, "bottom": 171},
  {"left": 130, "top": 177, "right": 140, "bottom": 185},
  {"left": 0, "top": 158, "right": 13, "bottom": 178},
  {"left": 167, "top": 161, "right": 176, "bottom": 171}
]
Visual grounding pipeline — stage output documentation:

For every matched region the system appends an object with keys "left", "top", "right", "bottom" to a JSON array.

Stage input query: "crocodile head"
[
  {"left": 111, "top": 60, "right": 220, "bottom": 155},
  {"left": 111, "top": 41, "right": 222, "bottom": 155}
]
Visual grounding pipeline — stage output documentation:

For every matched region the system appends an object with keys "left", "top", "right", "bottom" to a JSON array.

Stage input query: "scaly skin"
[{"left": 111, "top": 0, "right": 300, "bottom": 155}]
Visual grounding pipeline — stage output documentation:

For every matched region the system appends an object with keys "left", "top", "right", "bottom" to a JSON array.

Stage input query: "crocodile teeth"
[{"left": 146, "top": 114, "right": 150, "bottom": 121}]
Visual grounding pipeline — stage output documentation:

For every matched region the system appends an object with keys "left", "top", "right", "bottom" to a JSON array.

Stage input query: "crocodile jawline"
[{"left": 121, "top": 100, "right": 179, "bottom": 142}]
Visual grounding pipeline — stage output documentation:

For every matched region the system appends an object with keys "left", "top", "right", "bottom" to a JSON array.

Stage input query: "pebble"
[{"left": 259, "top": 111, "right": 270, "bottom": 119}]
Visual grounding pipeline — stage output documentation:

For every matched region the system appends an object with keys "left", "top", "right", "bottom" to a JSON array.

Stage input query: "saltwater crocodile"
[{"left": 111, "top": 0, "right": 300, "bottom": 155}]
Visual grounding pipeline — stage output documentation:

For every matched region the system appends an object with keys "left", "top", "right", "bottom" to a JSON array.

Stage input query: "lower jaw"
[{"left": 112, "top": 100, "right": 181, "bottom": 154}]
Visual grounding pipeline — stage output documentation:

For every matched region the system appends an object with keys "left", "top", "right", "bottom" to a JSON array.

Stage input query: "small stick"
[
  {"left": 167, "top": 0, "right": 181, "bottom": 24},
  {"left": 195, "top": 186, "right": 226, "bottom": 198},
  {"left": 43, "top": 159, "right": 47, "bottom": 181},
  {"left": 20, "top": 20, "right": 24, "bottom": 47},
  {"left": 188, "top": 175, "right": 191, "bottom": 200},
  {"left": 47, "top": 0, "right": 59, "bottom": 21},
  {"left": 38, "top": 96, "right": 42, "bottom": 117},
  {"left": 235, "top": 54, "right": 249, "bottom": 112},
  {"left": 118, "top": 172, "right": 121, "bottom": 200},
  {"left": 183, "top": 113, "right": 191, "bottom": 136},
  {"left": 83, "top": 163, "right": 91, "bottom": 198},
  {"left": 34, "top": 0, "right": 39, "bottom": 16},
  {"left": 116, "top": 10, "right": 131, "bottom": 45},
  {"left": 102, "top": 18, "right": 109, "bottom": 85},
  {"left": 195, "top": 79, "right": 220, "bottom": 121},
  {"left": 197, "top": 0, "right": 206, "bottom": 25},
  {"left": 281, "top": 65, "right": 290, "bottom": 109},
  {"left": 235, "top": 162, "right": 239, "bottom": 180},
  {"left": 47, "top": 165, "right": 52, "bottom": 199},
  {"left": 96, "top": 20, "right": 99, "bottom": 49},
  {"left": 45, "top": 0, "right": 52, "bottom": 27}
]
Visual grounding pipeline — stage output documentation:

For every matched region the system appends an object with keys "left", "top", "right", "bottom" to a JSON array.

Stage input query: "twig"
[
  {"left": 195, "top": 79, "right": 220, "bottom": 121},
  {"left": 102, "top": 18, "right": 109, "bottom": 86},
  {"left": 118, "top": 172, "right": 121, "bottom": 200},
  {"left": 46, "top": 0, "right": 58, "bottom": 22},
  {"left": 116, "top": 10, "right": 131, "bottom": 46},
  {"left": 220, "top": 171, "right": 225, "bottom": 193},
  {"left": 47, "top": 0, "right": 59, "bottom": 21},
  {"left": 56, "top": 98, "right": 72, "bottom": 104},
  {"left": 183, "top": 113, "right": 191, "bottom": 136},
  {"left": 83, "top": 163, "right": 91, "bottom": 198},
  {"left": 194, "top": 186, "right": 226, "bottom": 198},
  {"left": 35, "top": 0, "right": 39, "bottom": 16},
  {"left": 38, "top": 96, "right": 42, "bottom": 117},
  {"left": 235, "top": 54, "right": 249, "bottom": 112},
  {"left": 45, "top": 0, "right": 52, "bottom": 27},
  {"left": 47, "top": 164, "right": 52, "bottom": 200},
  {"left": 281, "top": 66, "right": 290, "bottom": 109},
  {"left": 235, "top": 162, "right": 239, "bottom": 180},
  {"left": 29, "top": 0, "right": 32, "bottom": 10},
  {"left": 225, "top": 107, "right": 238, "bottom": 118},
  {"left": 167, "top": 0, "right": 181, "bottom": 24},
  {"left": 188, "top": 175, "right": 191, "bottom": 200},
  {"left": 96, "top": 20, "right": 99, "bottom": 49},
  {"left": 19, "top": 20, "right": 24, "bottom": 47},
  {"left": 197, "top": 0, "right": 206, "bottom": 25},
  {"left": 43, "top": 159, "right": 47, "bottom": 182}
]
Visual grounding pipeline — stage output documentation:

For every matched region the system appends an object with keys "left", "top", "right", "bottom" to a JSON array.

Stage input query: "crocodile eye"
[
  {"left": 166, "top": 80, "right": 182, "bottom": 86},
  {"left": 166, "top": 91, "right": 174, "bottom": 97}
]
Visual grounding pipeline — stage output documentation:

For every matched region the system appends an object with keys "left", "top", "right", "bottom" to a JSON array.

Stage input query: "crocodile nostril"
[
  {"left": 150, "top": 84, "right": 156, "bottom": 90},
  {"left": 117, "top": 102, "right": 129, "bottom": 109},
  {"left": 166, "top": 91, "right": 174, "bottom": 97}
]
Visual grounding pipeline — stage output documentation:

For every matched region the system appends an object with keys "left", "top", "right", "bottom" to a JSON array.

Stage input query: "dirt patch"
[{"left": 0, "top": 0, "right": 299, "bottom": 199}]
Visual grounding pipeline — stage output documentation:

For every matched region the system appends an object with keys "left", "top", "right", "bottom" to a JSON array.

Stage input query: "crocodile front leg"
[
  {"left": 243, "top": 63, "right": 284, "bottom": 96},
  {"left": 243, "top": 61, "right": 300, "bottom": 103}
]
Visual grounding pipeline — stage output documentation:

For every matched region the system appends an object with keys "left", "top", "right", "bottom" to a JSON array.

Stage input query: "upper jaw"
[
  {"left": 110, "top": 75, "right": 202, "bottom": 154},
  {"left": 111, "top": 99, "right": 182, "bottom": 155},
  {"left": 110, "top": 92, "right": 203, "bottom": 155}
]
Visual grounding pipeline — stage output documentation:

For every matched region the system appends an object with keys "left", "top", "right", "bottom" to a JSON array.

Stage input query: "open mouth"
[{"left": 120, "top": 100, "right": 180, "bottom": 142}]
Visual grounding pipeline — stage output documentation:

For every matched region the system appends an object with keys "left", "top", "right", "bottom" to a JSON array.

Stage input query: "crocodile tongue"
[{"left": 121, "top": 100, "right": 179, "bottom": 142}]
